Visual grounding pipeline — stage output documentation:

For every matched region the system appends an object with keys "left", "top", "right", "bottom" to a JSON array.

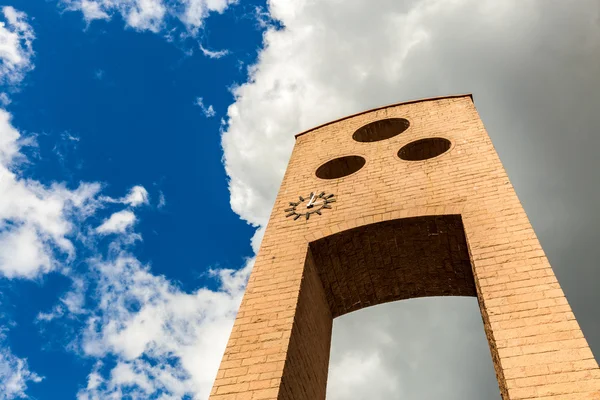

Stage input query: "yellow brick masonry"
[{"left": 209, "top": 95, "right": 600, "bottom": 399}]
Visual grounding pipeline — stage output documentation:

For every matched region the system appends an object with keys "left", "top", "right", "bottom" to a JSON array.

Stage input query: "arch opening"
[
  {"left": 278, "top": 216, "right": 506, "bottom": 400},
  {"left": 326, "top": 297, "right": 502, "bottom": 400},
  {"left": 309, "top": 215, "right": 476, "bottom": 318}
]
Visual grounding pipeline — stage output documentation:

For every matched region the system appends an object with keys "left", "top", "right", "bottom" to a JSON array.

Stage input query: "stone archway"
[{"left": 278, "top": 215, "right": 506, "bottom": 399}]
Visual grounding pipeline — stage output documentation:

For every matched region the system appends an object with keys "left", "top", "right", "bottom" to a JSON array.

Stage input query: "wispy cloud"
[
  {"left": 198, "top": 45, "right": 229, "bottom": 59},
  {"left": 195, "top": 97, "right": 216, "bottom": 118},
  {"left": 157, "top": 190, "right": 166, "bottom": 209},
  {"left": 96, "top": 210, "right": 137, "bottom": 234},
  {"left": 94, "top": 69, "right": 105, "bottom": 80},
  {"left": 0, "top": 6, "right": 34, "bottom": 88},
  {"left": 0, "top": 334, "right": 43, "bottom": 399},
  {"left": 59, "top": 0, "right": 238, "bottom": 34},
  {"left": 0, "top": 93, "right": 10, "bottom": 106}
]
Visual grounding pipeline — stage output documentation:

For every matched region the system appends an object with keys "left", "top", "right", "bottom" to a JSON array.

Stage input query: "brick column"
[
  {"left": 209, "top": 244, "right": 331, "bottom": 400},
  {"left": 208, "top": 95, "right": 600, "bottom": 400},
  {"left": 464, "top": 212, "right": 599, "bottom": 399}
]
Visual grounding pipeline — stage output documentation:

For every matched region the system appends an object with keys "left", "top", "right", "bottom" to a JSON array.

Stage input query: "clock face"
[{"left": 285, "top": 191, "right": 336, "bottom": 220}]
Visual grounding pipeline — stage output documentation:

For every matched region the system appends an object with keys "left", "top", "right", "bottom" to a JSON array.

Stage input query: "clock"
[{"left": 285, "top": 191, "right": 336, "bottom": 220}]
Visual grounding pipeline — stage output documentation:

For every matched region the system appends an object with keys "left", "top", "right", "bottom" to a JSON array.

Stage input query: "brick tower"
[{"left": 210, "top": 95, "right": 600, "bottom": 399}]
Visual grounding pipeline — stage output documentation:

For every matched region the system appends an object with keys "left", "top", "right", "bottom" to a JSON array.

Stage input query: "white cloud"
[
  {"left": 60, "top": 0, "right": 237, "bottom": 33},
  {"left": 195, "top": 97, "right": 216, "bottom": 118},
  {"left": 0, "top": 101, "right": 249, "bottom": 399},
  {"left": 0, "top": 108, "right": 103, "bottom": 279},
  {"left": 221, "top": 0, "right": 600, "bottom": 228},
  {"left": 77, "top": 0, "right": 110, "bottom": 23},
  {"left": 181, "top": 0, "right": 237, "bottom": 32},
  {"left": 249, "top": 224, "right": 265, "bottom": 253},
  {"left": 75, "top": 253, "right": 253, "bottom": 399},
  {"left": 96, "top": 210, "right": 137, "bottom": 234},
  {"left": 0, "top": 93, "right": 10, "bottom": 106},
  {"left": 198, "top": 45, "right": 229, "bottom": 59},
  {"left": 60, "top": 0, "right": 165, "bottom": 32},
  {"left": 0, "top": 9, "right": 250, "bottom": 392},
  {"left": 99, "top": 185, "right": 149, "bottom": 208},
  {"left": 157, "top": 191, "right": 166, "bottom": 209},
  {"left": 0, "top": 6, "right": 34, "bottom": 87},
  {"left": 0, "top": 100, "right": 251, "bottom": 398},
  {"left": 37, "top": 277, "right": 88, "bottom": 321},
  {"left": 125, "top": 0, "right": 167, "bottom": 32},
  {"left": 0, "top": 9, "right": 47, "bottom": 395},
  {"left": 0, "top": 338, "right": 42, "bottom": 399},
  {"left": 0, "top": 6, "right": 254, "bottom": 399},
  {"left": 0, "top": 225, "right": 52, "bottom": 279},
  {"left": 122, "top": 185, "right": 149, "bottom": 207}
]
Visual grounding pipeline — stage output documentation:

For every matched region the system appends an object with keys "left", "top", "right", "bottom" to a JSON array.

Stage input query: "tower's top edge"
[{"left": 294, "top": 93, "right": 474, "bottom": 139}]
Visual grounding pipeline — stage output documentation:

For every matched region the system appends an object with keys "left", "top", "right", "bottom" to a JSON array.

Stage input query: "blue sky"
[
  {"left": 1, "top": 1, "right": 599, "bottom": 399},
  {"left": 1, "top": 1, "right": 266, "bottom": 398}
]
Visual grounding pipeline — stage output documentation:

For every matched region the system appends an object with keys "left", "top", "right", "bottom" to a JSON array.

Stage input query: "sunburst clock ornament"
[{"left": 284, "top": 191, "right": 336, "bottom": 221}]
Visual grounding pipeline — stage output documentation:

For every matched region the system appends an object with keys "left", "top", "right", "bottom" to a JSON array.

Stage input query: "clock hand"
[{"left": 306, "top": 192, "right": 316, "bottom": 208}]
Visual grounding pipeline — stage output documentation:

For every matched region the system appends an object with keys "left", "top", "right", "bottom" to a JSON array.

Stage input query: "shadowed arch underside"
[{"left": 309, "top": 215, "right": 476, "bottom": 318}]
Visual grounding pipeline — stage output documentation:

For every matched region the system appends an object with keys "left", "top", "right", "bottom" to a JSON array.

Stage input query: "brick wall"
[{"left": 209, "top": 95, "right": 600, "bottom": 400}]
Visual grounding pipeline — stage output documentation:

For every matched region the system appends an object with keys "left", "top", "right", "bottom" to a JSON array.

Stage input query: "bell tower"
[{"left": 210, "top": 95, "right": 600, "bottom": 399}]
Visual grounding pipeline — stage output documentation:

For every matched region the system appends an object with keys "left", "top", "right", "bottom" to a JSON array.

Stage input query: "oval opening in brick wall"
[
  {"left": 316, "top": 155, "right": 366, "bottom": 179},
  {"left": 398, "top": 137, "right": 451, "bottom": 161},
  {"left": 352, "top": 118, "right": 410, "bottom": 142}
]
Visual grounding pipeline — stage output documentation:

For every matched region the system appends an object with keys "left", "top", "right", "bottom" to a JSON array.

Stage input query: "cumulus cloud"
[
  {"left": 0, "top": 225, "right": 52, "bottom": 279},
  {"left": 59, "top": 0, "right": 237, "bottom": 33},
  {"left": 74, "top": 254, "right": 253, "bottom": 399},
  {"left": 221, "top": 0, "right": 600, "bottom": 227},
  {"left": 0, "top": 6, "right": 34, "bottom": 88},
  {"left": 122, "top": 185, "right": 149, "bottom": 207}
]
